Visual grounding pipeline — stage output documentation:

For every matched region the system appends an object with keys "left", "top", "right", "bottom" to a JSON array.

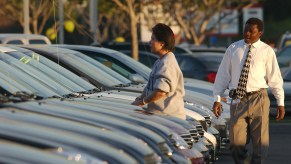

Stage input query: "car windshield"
[
  {"left": 10, "top": 46, "right": 96, "bottom": 91},
  {"left": 5, "top": 51, "right": 89, "bottom": 93},
  {"left": 176, "top": 55, "right": 207, "bottom": 72},
  {"left": 0, "top": 52, "right": 71, "bottom": 96},
  {"left": 0, "top": 71, "right": 34, "bottom": 95},
  {"left": 24, "top": 46, "right": 127, "bottom": 87},
  {"left": 111, "top": 50, "right": 152, "bottom": 79},
  {"left": 60, "top": 52, "right": 127, "bottom": 86},
  {"left": 120, "top": 50, "right": 157, "bottom": 69},
  {"left": 66, "top": 50, "right": 131, "bottom": 84},
  {"left": 0, "top": 58, "right": 60, "bottom": 98},
  {"left": 193, "top": 52, "right": 224, "bottom": 71},
  {"left": 276, "top": 46, "right": 291, "bottom": 67},
  {"left": 64, "top": 46, "right": 151, "bottom": 81}
]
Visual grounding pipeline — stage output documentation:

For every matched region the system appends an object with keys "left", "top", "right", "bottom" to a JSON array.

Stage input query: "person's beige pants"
[{"left": 229, "top": 89, "right": 270, "bottom": 164}]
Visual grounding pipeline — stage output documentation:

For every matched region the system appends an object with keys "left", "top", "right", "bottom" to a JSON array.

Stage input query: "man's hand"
[
  {"left": 212, "top": 102, "right": 222, "bottom": 118},
  {"left": 276, "top": 106, "right": 285, "bottom": 121}
]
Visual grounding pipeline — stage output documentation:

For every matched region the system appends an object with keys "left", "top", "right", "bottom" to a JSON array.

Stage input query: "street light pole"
[
  {"left": 90, "top": 0, "right": 98, "bottom": 45},
  {"left": 23, "top": 0, "right": 30, "bottom": 34},
  {"left": 58, "top": 0, "right": 64, "bottom": 44}
]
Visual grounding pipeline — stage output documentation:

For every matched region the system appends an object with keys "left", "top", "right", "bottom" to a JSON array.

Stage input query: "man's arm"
[
  {"left": 266, "top": 48, "right": 285, "bottom": 121},
  {"left": 213, "top": 48, "right": 232, "bottom": 102},
  {"left": 212, "top": 48, "right": 232, "bottom": 117}
]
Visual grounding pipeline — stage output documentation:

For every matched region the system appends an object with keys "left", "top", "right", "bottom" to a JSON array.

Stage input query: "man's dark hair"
[
  {"left": 245, "top": 17, "right": 264, "bottom": 32},
  {"left": 152, "top": 23, "right": 175, "bottom": 52}
]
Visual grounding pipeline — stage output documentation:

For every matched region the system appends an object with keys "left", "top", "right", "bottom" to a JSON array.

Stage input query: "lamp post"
[
  {"left": 90, "top": 0, "right": 98, "bottom": 45},
  {"left": 23, "top": 0, "right": 30, "bottom": 34},
  {"left": 58, "top": 0, "right": 64, "bottom": 44}
]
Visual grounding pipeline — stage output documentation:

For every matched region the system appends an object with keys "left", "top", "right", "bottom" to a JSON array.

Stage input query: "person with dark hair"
[
  {"left": 131, "top": 23, "right": 185, "bottom": 119},
  {"left": 212, "top": 17, "right": 285, "bottom": 163}
]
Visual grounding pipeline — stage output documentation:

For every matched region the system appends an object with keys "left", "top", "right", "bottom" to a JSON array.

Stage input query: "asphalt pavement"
[{"left": 216, "top": 115, "right": 291, "bottom": 164}]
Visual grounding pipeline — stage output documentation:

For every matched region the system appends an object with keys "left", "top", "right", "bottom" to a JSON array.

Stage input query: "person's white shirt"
[{"left": 213, "top": 39, "right": 284, "bottom": 106}]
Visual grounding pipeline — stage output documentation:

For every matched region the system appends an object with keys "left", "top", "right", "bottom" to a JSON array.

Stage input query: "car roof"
[{"left": 0, "top": 34, "right": 51, "bottom": 45}]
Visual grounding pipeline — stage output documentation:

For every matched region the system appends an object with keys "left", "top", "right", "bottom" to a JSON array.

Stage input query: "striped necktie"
[{"left": 236, "top": 44, "right": 252, "bottom": 99}]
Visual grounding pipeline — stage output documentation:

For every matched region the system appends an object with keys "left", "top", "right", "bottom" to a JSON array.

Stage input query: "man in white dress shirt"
[{"left": 213, "top": 17, "right": 285, "bottom": 164}]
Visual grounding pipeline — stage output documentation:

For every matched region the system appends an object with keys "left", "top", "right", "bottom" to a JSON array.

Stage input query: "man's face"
[{"left": 244, "top": 24, "right": 262, "bottom": 44}]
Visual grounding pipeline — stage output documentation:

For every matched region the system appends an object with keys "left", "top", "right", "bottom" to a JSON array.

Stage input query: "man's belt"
[
  {"left": 246, "top": 88, "right": 264, "bottom": 96},
  {"left": 229, "top": 88, "right": 263, "bottom": 98}
]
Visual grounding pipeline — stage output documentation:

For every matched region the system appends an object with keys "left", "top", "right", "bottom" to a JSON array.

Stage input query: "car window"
[
  {"left": 29, "top": 39, "right": 47, "bottom": 44},
  {"left": 283, "top": 70, "right": 291, "bottom": 81},
  {"left": 71, "top": 51, "right": 131, "bottom": 84},
  {"left": 44, "top": 52, "right": 123, "bottom": 87},
  {"left": 194, "top": 53, "right": 223, "bottom": 71},
  {"left": 277, "top": 46, "right": 291, "bottom": 57},
  {"left": 77, "top": 50, "right": 136, "bottom": 79},
  {"left": 6, "top": 40, "right": 24, "bottom": 44},
  {"left": 176, "top": 56, "right": 206, "bottom": 71},
  {"left": 139, "top": 54, "right": 157, "bottom": 68},
  {"left": 277, "top": 47, "right": 291, "bottom": 67}
]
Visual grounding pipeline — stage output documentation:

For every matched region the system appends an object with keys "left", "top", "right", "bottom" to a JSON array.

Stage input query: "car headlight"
[
  {"left": 158, "top": 142, "right": 173, "bottom": 156},
  {"left": 169, "top": 133, "right": 189, "bottom": 150}
]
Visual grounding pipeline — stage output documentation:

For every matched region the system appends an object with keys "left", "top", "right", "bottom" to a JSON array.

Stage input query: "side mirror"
[{"left": 129, "top": 74, "right": 146, "bottom": 84}]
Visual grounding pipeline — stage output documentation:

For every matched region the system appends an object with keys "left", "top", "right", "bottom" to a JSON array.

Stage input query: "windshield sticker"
[
  {"left": 32, "top": 53, "right": 40, "bottom": 61},
  {"left": 19, "top": 56, "right": 30, "bottom": 64}
]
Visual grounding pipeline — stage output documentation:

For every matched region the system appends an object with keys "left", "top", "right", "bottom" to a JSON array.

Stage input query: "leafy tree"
[
  {"left": 112, "top": 0, "right": 146, "bottom": 60},
  {"left": 144, "top": 0, "right": 259, "bottom": 45},
  {"left": 0, "top": 0, "right": 54, "bottom": 34}
]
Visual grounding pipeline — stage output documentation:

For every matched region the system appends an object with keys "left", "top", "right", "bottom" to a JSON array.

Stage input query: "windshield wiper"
[
  {"left": 12, "top": 91, "right": 43, "bottom": 101},
  {"left": 113, "top": 83, "right": 131, "bottom": 88},
  {"left": 0, "top": 91, "right": 44, "bottom": 103},
  {"left": 79, "top": 88, "right": 102, "bottom": 94},
  {"left": 0, "top": 94, "right": 10, "bottom": 103},
  {"left": 62, "top": 88, "right": 103, "bottom": 99}
]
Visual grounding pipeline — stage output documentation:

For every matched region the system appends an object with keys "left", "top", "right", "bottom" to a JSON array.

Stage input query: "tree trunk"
[{"left": 130, "top": 15, "right": 139, "bottom": 61}]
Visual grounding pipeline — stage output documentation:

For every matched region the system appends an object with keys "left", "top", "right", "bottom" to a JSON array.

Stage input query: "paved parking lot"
[{"left": 216, "top": 115, "right": 291, "bottom": 164}]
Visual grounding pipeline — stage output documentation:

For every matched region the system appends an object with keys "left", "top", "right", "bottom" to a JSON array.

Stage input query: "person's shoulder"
[
  {"left": 162, "top": 52, "right": 175, "bottom": 61},
  {"left": 225, "top": 40, "right": 243, "bottom": 53},
  {"left": 161, "top": 52, "right": 178, "bottom": 66},
  {"left": 259, "top": 41, "right": 276, "bottom": 54},
  {"left": 227, "top": 40, "right": 243, "bottom": 49},
  {"left": 260, "top": 40, "right": 272, "bottom": 49}
]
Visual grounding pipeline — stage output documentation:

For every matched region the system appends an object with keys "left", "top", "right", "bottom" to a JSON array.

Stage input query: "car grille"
[
  {"left": 199, "top": 120, "right": 208, "bottom": 131},
  {"left": 189, "top": 128, "right": 199, "bottom": 142},
  {"left": 196, "top": 124, "right": 204, "bottom": 137},
  {"left": 180, "top": 134, "right": 193, "bottom": 147},
  {"left": 203, "top": 115, "right": 211, "bottom": 127}
]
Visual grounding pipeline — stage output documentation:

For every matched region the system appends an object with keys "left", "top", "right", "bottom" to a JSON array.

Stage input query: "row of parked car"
[{"left": 0, "top": 43, "right": 232, "bottom": 163}]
